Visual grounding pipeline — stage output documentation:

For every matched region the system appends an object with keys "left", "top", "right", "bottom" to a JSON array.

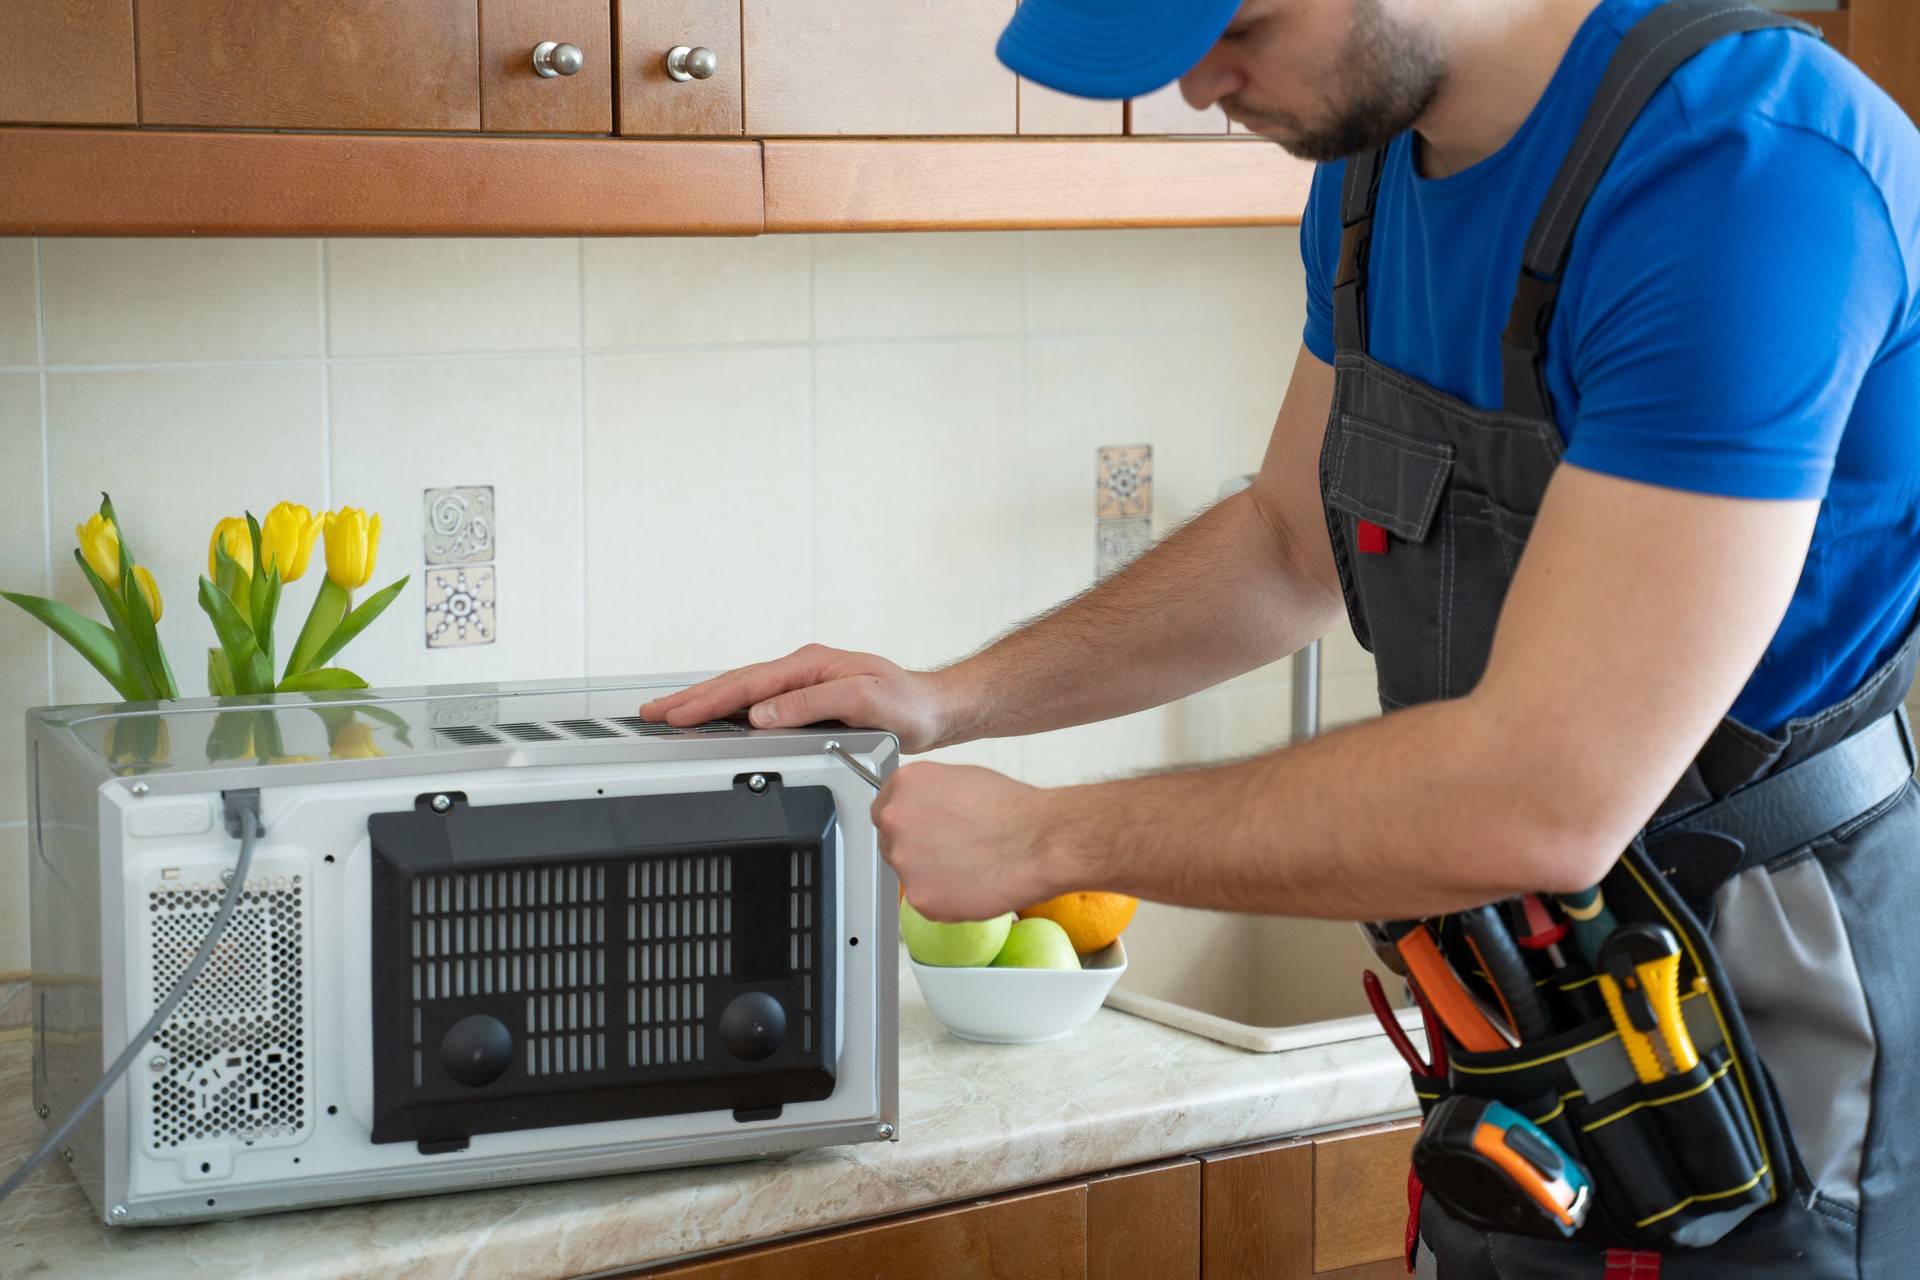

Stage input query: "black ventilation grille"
[
  {"left": 369, "top": 779, "right": 837, "bottom": 1146},
  {"left": 432, "top": 717, "right": 747, "bottom": 748}
]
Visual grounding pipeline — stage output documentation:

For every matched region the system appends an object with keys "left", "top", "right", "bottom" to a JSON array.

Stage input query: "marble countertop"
[{"left": 1, "top": 955, "right": 1417, "bottom": 1280}]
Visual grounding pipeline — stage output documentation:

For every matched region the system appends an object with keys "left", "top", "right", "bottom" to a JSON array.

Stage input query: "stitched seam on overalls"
[
  {"left": 1453, "top": 503, "right": 1523, "bottom": 580},
  {"left": 1329, "top": 424, "right": 1455, "bottom": 537},
  {"left": 1808, "top": 1192, "right": 1858, "bottom": 1228}
]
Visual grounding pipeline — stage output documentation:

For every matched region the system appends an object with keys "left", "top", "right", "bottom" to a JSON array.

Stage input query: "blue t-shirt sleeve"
[
  {"left": 1562, "top": 114, "right": 1908, "bottom": 501},
  {"left": 1301, "top": 159, "right": 1345, "bottom": 365}
]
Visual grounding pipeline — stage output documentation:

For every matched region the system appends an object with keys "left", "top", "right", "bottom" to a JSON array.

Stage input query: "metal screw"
[
  {"left": 747, "top": 774, "right": 768, "bottom": 794},
  {"left": 149, "top": 1055, "right": 168, "bottom": 1071},
  {"left": 221, "top": 869, "right": 235, "bottom": 885},
  {"left": 109, "top": 1205, "right": 129, "bottom": 1224},
  {"left": 877, "top": 1123, "right": 896, "bottom": 1141},
  {"left": 130, "top": 783, "right": 149, "bottom": 797},
  {"left": 431, "top": 794, "right": 452, "bottom": 813},
  {"left": 61, "top": 1147, "right": 74, "bottom": 1163},
  {"left": 34, "top": 1103, "right": 49, "bottom": 1119}
]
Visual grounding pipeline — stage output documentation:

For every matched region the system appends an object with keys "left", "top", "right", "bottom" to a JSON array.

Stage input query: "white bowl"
[{"left": 909, "top": 937, "right": 1128, "bottom": 1044}]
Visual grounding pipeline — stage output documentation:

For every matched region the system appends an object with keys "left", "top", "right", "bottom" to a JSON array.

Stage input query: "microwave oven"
[{"left": 24, "top": 675, "right": 899, "bottom": 1225}]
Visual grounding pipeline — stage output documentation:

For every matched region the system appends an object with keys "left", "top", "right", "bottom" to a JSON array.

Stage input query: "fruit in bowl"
[{"left": 902, "top": 896, "right": 1132, "bottom": 1044}]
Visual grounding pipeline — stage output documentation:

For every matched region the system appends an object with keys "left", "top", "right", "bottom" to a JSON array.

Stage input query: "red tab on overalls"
[
  {"left": 1604, "top": 1249, "right": 1661, "bottom": 1279},
  {"left": 1405, "top": 1162, "right": 1423, "bottom": 1272},
  {"left": 1358, "top": 518, "right": 1390, "bottom": 555}
]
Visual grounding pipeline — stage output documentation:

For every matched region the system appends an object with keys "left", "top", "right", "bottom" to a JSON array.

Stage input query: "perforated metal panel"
[
  {"left": 431, "top": 717, "right": 745, "bottom": 747},
  {"left": 146, "top": 877, "right": 308, "bottom": 1151}
]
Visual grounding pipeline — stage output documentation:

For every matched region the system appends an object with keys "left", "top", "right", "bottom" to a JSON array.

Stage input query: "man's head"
[{"left": 999, "top": 0, "right": 1448, "bottom": 163}]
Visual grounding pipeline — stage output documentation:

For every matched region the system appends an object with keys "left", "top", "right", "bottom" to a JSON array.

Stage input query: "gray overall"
[{"left": 1320, "top": 1, "right": 1920, "bottom": 1274}]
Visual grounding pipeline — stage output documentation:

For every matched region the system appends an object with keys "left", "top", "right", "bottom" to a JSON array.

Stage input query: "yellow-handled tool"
[{"left": 1597, "top": 922, "right": 1699, "bottom": 1082}]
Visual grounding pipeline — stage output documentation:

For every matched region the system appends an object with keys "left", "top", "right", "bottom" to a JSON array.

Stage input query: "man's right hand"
[{"left": 637, "top": 644, "right": 960, "bottom": 754}]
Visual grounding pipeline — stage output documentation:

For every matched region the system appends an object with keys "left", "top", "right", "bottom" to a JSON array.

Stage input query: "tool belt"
[{"left": 1395, "top": 707, "right": 1915, "bottom": 1250}]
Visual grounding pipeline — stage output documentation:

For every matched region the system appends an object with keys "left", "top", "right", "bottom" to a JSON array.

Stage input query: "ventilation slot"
[
  {"left": 694, "top": 720, "right": 746, "bottom": 734},
  {"left": 435, "top": 725, "right": 502, "bottom": 746},
  {"left": 607, "top": 717, "right": 688, "bottom": 737},
  {"left": 626, "top": 855, "right": 729, "bottom": 1070},
  {"left": 495, "top": 722, "right": 564, "bottom": 742},
  {"left": 552, "top": 718, "right": 621, "bottom": 739},
  {"left": 148, "top": 879, "right": 307, "bottom": 1150},
  {"left": 792, "top": 851, "right": 816, "bottom": 1053}
]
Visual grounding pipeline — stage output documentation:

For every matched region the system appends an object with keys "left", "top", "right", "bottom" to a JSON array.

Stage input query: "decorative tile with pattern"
[
  {"left": 1096, "top": 445, "right": 1152, "bottom": 518},
  {"left": 425, "top": 566, "right": 497, "bottom": 648},
  {"left": 423, "top": 485, "right": 495, "bottom": 565},
  {"left": 1097, "top": 517, "right": 1153, "bottom": 579}
]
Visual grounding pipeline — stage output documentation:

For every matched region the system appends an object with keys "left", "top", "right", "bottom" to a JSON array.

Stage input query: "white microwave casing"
[{"left": 26, "top": 675, "right": 899, "bottom": 1226}]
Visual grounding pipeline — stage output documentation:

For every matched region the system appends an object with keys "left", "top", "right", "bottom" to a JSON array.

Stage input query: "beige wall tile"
[
  {"left": 1218, "top": 228, "right": 1309, "bottom": 330},
  {"left": 1027, "top": 229, "right": 1224, "bottom": 333},
  {"left": 1022, "top": 703, "right": 1202, "bottom": 788},
  {"left": 0, "top": 374, "right": 48, "bottom": 826},
  {"left": 0, "top": 241, "right": 38, "bottom": 366},
  {"left": 1216, "top": 328, "right": 1297, "bottom": 481},
  {"left": 584, "top": 347, "right": 814, "bottom": 676},
  {"left": 814, "top": 233, "right": 1024, "bottom": 342},
  {"left": 815, "top": 340, "right": 1025, "bottom": 671},
  {"left": 0, "top": 826, "right": 25, "bottom": 979},
  {"left": 328, "top": 240, "right": 580, "bottom": 358},
  {"left": 1318, "top": 622, "right": 1377, "bottom": 681},
  {"left": 1319, "top": 671, "right": 1382, "bottom": 729},
  {"left": 1210, "top": 682, "right": 1296, "bottom": 759},
  {"left": 1025, "top": 332, "right": 1222, "bottom": 616},
  {"left": 584, "top": 237, "right": 810, "bottom": 349},
  {"left": 41, "top": 239, "right": 322, "bottom": 365},
  {"left": 44, "top": 365, "right": 327, "bottom": 702},
  {"left": 329, "top": 357, "right": 585, "bottom": 688}
]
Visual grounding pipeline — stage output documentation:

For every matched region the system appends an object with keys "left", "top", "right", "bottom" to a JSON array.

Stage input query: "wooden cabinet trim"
[
  {"left": 1311, "top": 1123, "right": 1419, "bottom": 1273},
  {"left": 762, "top": 138, "right": 1313, "bottom": 231},
  {"left": 0, "top": 0, "right": 137, "bottom": 125},
  {"left": 1088, "top": 1158, "right": 1203, "bottom": 1280},
  {"left": 0, "top": 130, "right": 764, "bottom": 236},
  {"left": 480, "top": 0, "right": 615, "bottom": 134}
]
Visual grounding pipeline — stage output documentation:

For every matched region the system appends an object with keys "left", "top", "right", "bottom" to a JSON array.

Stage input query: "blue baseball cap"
[{"left": 997, "top": 0, "right": 1243, "bottom": 101}]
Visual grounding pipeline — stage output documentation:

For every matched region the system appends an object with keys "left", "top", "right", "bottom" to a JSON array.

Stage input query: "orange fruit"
[{"left": 1016, "top": 891, "right": 1138, "bottom": 956}]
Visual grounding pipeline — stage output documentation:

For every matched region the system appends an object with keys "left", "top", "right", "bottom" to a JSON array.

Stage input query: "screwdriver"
[
  {"left": 1596, "top": 922, "right": 1698, "bottom": 1082},
  {"left": 1391, "top": 922, "right": 1513, "bottom": 1053},
  {"left": 1554, "top": 884, "right": 1619, "bottom": 968}
]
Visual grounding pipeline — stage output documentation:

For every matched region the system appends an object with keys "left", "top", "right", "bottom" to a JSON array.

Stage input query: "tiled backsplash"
[{"left": 0, "top": 229, "right": 1382, "bottom": 1006}]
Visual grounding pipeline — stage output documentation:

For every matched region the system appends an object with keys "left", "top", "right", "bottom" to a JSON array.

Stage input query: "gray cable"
[{"left": 0, "top": 805, "right": 261, "bottom": 1210}]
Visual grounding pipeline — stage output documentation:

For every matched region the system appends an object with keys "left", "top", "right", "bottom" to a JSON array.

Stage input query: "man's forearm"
[{"left": 931, "top": 487, "right": 1347, "bottom": 748}]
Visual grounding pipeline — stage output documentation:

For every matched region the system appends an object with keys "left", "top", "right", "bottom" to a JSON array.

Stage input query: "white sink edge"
[{"left": 1104, "top": 985, "right": 1429, "bottom": 1055}]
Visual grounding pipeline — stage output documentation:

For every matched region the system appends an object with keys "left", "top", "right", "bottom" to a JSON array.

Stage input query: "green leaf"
[
  {"left": 246, "top": 513, "right": 268, "bottom": 629},
  {"left": 213, "top": 537, "right": 250, "bottom": 617},
  {"left": 311, "top": 576, "right": 409, "bottom": 670},
  {"left": 254, "top": 566, "right": 282, "bottom": 677},
  {"left": 197, "top": 576, "right": 272, "bottom": 695},
  {"left": 205, "top": 709, "right": 257, "bottom": 762},
  {"left": 249, "top": 708, "right": 287, "bottom": 760},
  {"left": 98, "top": 492, "right": 138, "bottom": 568},
  {"left": 352, "top": 700, "right": 414, "bottom": 748},
  {"left": 1, "top": 589, "right": 146, "bottom": 701},
  {"left": 120, "top": 560, "right": 179, "bottom": 700},
  {"left": 285, "top": 575, "right": 349, "bottom": 681},
  {"left": 73, "top": 549, "right": 156, "bottom": 700},
  {"left": 276, "top": 667, "right": 369, "bottom": 693},
  {"left": 207, "top": 646, "right": 235, "bottom": 698}
]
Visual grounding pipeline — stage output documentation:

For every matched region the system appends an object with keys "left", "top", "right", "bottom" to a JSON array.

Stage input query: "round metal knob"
[
  {"left": 532, "top": 41, "right": 585, "bottom": 78},
  {"left": 665, "top": 45, "right": 718, "bottom": 82}
]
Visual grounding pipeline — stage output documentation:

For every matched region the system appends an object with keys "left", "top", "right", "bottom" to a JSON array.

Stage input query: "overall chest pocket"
[{"left": 1324, "top": 414, "right": 1536, "bottom": 707}]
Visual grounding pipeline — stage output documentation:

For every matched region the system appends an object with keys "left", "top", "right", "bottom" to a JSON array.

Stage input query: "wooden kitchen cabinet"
[
  {"left": 136, "top": 0, "right": 481, "bottom": 131},
  {"left": 618, "top": 0, "right": 743, "bottom": 136},
  {"left": 0, "top": 0, "right": 136, "bottom": 125},
  {"left": 1088, "top": 1160, "right": 1203, "bottom": 1280},
  {"left": 480, "top": 0, "right": 613, "bottom": 134},
  {"left": 1200, "top": 1120, "right": 1419, "bottom": 1280},
  {"left": 741, "top": 0, "right": 1018, "bottom": 136}
]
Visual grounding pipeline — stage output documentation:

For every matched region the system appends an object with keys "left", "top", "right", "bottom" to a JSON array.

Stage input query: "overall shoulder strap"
[
  {"left": 1332, "top": 146, "right": 1389, "bottom": 354},
  {"left": 1501, "top": 0, "right": 1816, "bottom": 419}
]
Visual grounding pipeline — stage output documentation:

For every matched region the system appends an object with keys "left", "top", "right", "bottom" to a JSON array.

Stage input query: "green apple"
[
  {"left": 900, "top": 898, "right": 1016, "bottom": 967},
  {"left": 990, "top": 917, "right": 1081, "bottom": 970}
]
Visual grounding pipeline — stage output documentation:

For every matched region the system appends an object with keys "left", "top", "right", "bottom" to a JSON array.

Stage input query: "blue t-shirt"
[{"left": 1301, "top": 0, "right": 1920, "bottom": 733}]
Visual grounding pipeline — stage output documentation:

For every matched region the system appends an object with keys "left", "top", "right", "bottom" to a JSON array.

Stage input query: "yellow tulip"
[
  {"left": 323, "top": 507, "right": 381, "bottom": 590},
  {"left": 259, "top": 502, "right": 322, "bottom": 582},
  {"left": 329, "top": 719, "right": 384, "bottom": 760},
  {"left": 132, "top": 565, "right": 162, "bottom": 622},
  {"left": 208, "top": 516, "right": 254, "bottom": 579},
  {"left": 76, "top": 512, "right": 122, "bottom": 585}
]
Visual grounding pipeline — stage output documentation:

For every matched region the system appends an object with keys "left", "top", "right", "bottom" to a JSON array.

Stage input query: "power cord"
[{"left": 0, "top": 798, "right": 262, "bottom": 1211}]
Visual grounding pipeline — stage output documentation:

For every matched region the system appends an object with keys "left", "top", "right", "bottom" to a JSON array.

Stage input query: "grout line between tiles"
[
  {"left": 577, "top": 236, "right": 590, "bottom": 678},
  {"left": 319, "top": 239, "right": 333, "bottom": 509},
  {"left": 35, "top": 238, "right": 53, "bottom": 704}
]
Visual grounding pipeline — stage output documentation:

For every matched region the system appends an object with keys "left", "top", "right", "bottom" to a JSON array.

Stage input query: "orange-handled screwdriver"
[{"left": 1393, "top": 923, "right": 1512, "bottom": 1053}]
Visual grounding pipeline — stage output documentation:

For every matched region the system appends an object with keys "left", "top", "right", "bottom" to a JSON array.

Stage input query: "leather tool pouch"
[{"left": 1410, "top": 844, "right": 1784, "bottom": 1250}]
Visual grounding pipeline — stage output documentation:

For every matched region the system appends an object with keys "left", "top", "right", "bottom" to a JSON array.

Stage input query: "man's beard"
[{"left": 1222, "top": 0, "right": 1446, "bottom": 163}]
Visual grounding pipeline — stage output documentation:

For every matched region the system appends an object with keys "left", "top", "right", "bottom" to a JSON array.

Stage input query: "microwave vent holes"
[{"left": 432, "top": 717, "right": 749, "bottom": 748}]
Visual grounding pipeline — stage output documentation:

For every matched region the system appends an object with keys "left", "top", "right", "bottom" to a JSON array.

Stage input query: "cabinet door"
[
  {"left": 743, "top": 0, "right": 1016, "bottom": 136},
  {"left": 631, "top": 1183, "right": 1088, "bottom": 1278},
  {"left": 618, "top": 0, "right": 742, "bottom": 135},
  {"left": 1850, "top": 0, "right": 1920, "bottom": 121},
  {"left": 481, "top": 0, "right": 612, "bottom": 133},
  {"left": 1089, "top": 1159, "right": 1202, "bottom": 1280},
  {"left": 137, "top": 0, "right": 480, "bottom": 131},
  {"left": 1200, "top": 1120, "right": 1418, "bottom": 1280},
  {"left": 0, "top": 0, "right": 137, "bottom": 124}
]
